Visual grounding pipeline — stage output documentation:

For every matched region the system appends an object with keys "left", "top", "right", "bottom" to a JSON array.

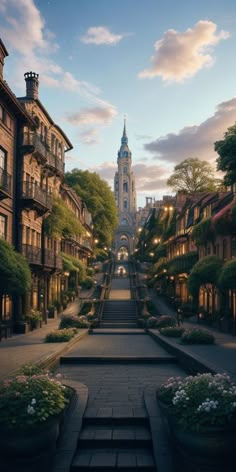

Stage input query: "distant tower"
[{"left": 113, "top": 119, "right": 137, "bottom": 259}]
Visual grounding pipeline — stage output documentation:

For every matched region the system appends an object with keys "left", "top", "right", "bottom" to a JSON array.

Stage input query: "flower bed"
[
  {"left": 157, "top": 373, "right": 236, "bottom": 432},
  {"left": 45, "top": 328, "right": 78, "bottom": 343},
  {"left": 0, "top": 371, "right": 69, "bottom": 430},
  {"left": 181, "top": 328, "right": 215, "bottom": 344},
  {"left": 160, "top": 326, "right": 185, "bottom": 337}
]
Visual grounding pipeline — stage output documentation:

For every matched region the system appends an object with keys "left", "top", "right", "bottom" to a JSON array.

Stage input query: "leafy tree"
[
  {"left": 65, "top": 169, "right": 118, "bottom": 248},
  {"left": 0, "top": 239, "right": 31, "bottom": 318},
  {"left": 215, "top": 123, "right": 236, "bottom": 186},
  {"left": 188, "top": 255, "right": 223, "bottom": 299},
  {"left": 44, "top": 196, "right": 85, "bottom": 239},
  {"left": 167, "top": 158, "right": 217, "bottom": 193}
]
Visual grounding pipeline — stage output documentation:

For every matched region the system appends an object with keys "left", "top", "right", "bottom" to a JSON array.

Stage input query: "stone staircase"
[
  {"left": 71, "top": 407, "right": 156, "bottom": 471},
  {"left": 99, "top": 300, "right": 137, "bottom": 329}
]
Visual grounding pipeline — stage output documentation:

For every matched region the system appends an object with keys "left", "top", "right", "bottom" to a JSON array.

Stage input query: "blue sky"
[{"left": 1, "top": 0, "right": 236, "bottom": 206}]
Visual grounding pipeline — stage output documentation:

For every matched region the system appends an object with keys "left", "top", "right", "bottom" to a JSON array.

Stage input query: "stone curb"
[
  {"left": 52, "top": 380, "right": 88, "bottom": 472},
  {"left": 148, "top": 329, "right": 226, "bottom": 376},
  {"left": 37, "top": 330, "right": 89, "bottom": 371},
  {"left": 144, "top": 387, "right": 174, "bottom": 472}
]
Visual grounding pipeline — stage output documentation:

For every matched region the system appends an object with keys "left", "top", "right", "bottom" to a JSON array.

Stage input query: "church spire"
[{"left": 121, "top": 115, "right": 128, "bottom": 145}]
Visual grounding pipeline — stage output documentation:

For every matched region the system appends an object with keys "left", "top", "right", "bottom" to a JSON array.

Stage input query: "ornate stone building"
[{"left": 113, "top": 120, "right": 137, "bottom": 259}]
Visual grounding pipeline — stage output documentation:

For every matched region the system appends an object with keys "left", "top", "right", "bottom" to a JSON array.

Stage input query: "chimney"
[
  {"left": 0, "top": 39, "right": 9, "bottom": 80},
  {"left": 24, "top": 71, "right": 39, "bottom": 99}
]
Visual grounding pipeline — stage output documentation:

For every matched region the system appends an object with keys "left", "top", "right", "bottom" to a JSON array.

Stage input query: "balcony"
[
  {"left": 22, "top": 244, "right": 42, "bottom": 265},
  {"left": 55, "top": 254, "right": 63, "bottom": 270},
  {"left": 46, "top": 150, "right": 64, "bottom": 176},
  {"left": 43, "top": 248, "right": 55, "bottom": 268},
  {"left": 21, "top": 181, "right": 52, "bottom": 214},
  {"left": 0, "top": 168, "right": 12, "bottom": 200},
  {"left": 21, "top": 132, "right": 47, "bottom": 163}
]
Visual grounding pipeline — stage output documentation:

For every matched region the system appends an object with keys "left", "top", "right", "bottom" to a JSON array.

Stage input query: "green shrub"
[
  {"left": 156, "top": 315, "right": 177, "bottom": 329},
  {"left": 53, "top": 299, "right": 61, "bottom": 312},
  {"left": 45, "top": 328, "right": 77, "bottom": 343},
  {"left": 160, "top": 326, "right": 185, "bottom": 337},
  {"left": 181, "top": 328, "right": 215, "bottom": 344},
  {"left": 59, "top": 315, "right": 84, "bottom": 329},
  {"left": 146, "top": 316, "right": 158, "bottom": 328},
  {"left": 80, "top": 276, "right": 94, "bottom": 289}
]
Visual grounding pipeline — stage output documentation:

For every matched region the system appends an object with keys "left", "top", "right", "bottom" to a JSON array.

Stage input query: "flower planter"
[
  {"left": 0, "top": 415, "right": 60, "bottom": 471},
  {"left": 170, "top": 422, "right": 236, "bottom": 470}
]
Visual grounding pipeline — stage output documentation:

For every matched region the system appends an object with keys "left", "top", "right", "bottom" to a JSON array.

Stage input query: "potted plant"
[
  {"left": 157, "top": 373, "right": 236, "bottom": 470},
  {"left": 0, "top": 368, "right": 71, "bottom": 469},
  {"left": 25, "top": 309, "right": 42, "bottom": 330}
]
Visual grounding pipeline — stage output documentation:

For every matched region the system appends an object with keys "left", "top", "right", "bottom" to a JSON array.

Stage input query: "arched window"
[
  {"left": 123, "top": 166, "right": 127, "bottom": 174},
  {"left": 123, "top": 181, "right": 128, "bottom": 192},
  {"left": 123, "top": 200, "right": 128, "bottom": 210}
]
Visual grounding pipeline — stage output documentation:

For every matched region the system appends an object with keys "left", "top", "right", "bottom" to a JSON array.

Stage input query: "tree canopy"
[
  {"left": 215, "top": 123, "right": 236, "bottom": 186},
  {"left": 188, "top": 255, "right": 223, "bottom": 298},
  {"left": 0, "top": 239, "right": 31, "bottom": 299},
  {"left": 65, "top": 169, "right": 118, "bottom": 248},
  {"left": 44, "top": 196, "right": 85, "bottom": 239},
  {"left": 167, "top": 158, "right": 218, "bottom": 193}
]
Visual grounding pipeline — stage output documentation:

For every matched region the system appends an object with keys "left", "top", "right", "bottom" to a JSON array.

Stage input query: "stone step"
[
  {"left": 71, "top": 447, "right": 156, "bottom": 471},
  {"left": 100, "top": 321, "right": 137, "bottom": 328},
  {"left": 79, "top": 425, "right": 152, "bottom": 448},
  {"left": 83, "top": 407, "right": 148, "bottom": 426},
  {"left": 91, "top": 329, "right": 146, "bottom": 335},
  {"left": 60, "top": 355, "right": 176, "bottom": 364}
]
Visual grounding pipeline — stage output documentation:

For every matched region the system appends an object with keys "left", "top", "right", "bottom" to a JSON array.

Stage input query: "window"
[
  {"left": 222, "top": 239, "right": 227, "bottom": 259},
  {"left": 0, "top": 214, "right": 7, "bottom": 239},
  {"left": 231, "top": 238, "right": 236, "bottom": 258},
  {"left": 0, "top": 147, "right": 6, "bottom": 170},
  {"left": 123, "top": 166, "right": 127, "bottom": 174},
  {"left": 123, "top": 182, "right": 128, "bottom": 192},
  {"left": 123, "top": 200, "right": 128, "bottom": 210}
]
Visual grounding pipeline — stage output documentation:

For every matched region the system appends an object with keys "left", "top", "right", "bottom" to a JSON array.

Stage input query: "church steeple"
[
  {"left": 118, "top": 117, "right": 131, "bottom": 160},
  {"left": 121, "top": 117, "right": 128, "bottom": 145}
]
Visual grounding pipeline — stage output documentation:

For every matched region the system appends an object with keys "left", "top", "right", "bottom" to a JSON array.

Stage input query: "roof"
[{"left": 0, "top": 79, "right": 35, "bottom": 126}]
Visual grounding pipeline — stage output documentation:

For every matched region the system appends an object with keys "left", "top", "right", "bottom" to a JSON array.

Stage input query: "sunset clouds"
[{"left": 139, "top": 20, "right": 229, "bottom": 82}]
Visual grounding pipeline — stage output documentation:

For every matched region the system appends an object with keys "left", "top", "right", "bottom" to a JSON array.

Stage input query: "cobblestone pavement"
[
  {"left": 62, "top": 333, "right": 172, "bottom": 357},
  {"left": 58, "top": 362, "right": 185, "bottom": 410}
]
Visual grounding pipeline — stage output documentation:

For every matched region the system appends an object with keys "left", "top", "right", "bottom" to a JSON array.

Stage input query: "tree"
[
  {"left": 188, "top": 255, "right": 223, "bottom": 302},
  {"left": 65, "top": 169, "right": 118, "bottom": 249},
  {"left": 167, "top": 158, "right": 217, "bottom": 193},
  {"left": 0, "top": 239, "right": 31, "bottom": 318},
  {"left": 215, "top": 123, "right": 236, "bottom": 186}
]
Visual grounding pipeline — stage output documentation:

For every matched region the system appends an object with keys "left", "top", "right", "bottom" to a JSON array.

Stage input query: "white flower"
[
  {"left": 27, "top": 405, "right": 35, "bottom": 415},
  {"left": 31, "top": 398, "right": 36, "bottom": 405}
]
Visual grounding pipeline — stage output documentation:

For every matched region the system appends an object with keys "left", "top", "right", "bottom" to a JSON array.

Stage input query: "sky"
[{"left": 1, "top": 0, "right": 236, "bottom": 207}]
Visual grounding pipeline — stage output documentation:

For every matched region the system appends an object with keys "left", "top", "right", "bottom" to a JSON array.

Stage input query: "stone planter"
[
  {"left": 0, "top": 415, "right": 60, "bottom": 472},
  {"left": 169, "top": 419, "right": 236, "bottom": 471}
]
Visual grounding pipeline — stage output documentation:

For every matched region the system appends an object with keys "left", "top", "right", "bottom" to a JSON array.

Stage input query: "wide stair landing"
[
  {"left": 71, "top": 407, "right": 155, "bottom": 471},
  {"left": 100, "top": 300, "right": 137, "bottom": 329}
]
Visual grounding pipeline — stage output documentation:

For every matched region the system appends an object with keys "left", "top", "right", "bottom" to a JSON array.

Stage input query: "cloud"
[
  {"left": 139, "top": 20, "right": 229, "bottom": 82},
  {"left": 0, "top": 0, "right": 113, "bottom": 110},
  {"left": 80, "top": 26, "right": 124, "bottom": 45},
  {"left": 0, "top": 0, "right": 58, "bottom": 55},
  {"left": 79, "top": 128, "right": 101, "bottom": 145},
  {"left": 144, "top": 97, "right": 236, "bottom": 164},
  {"left": 66, "top": 106, "right": 118, "bottom": 126}
]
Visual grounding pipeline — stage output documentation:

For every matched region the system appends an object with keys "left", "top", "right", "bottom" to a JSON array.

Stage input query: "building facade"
[
  {"left": 0, "top": 39, "right": 93, "bottom": 331},
  {"left": 113, "top": 120, "right": 137, "bottom": 259}
]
